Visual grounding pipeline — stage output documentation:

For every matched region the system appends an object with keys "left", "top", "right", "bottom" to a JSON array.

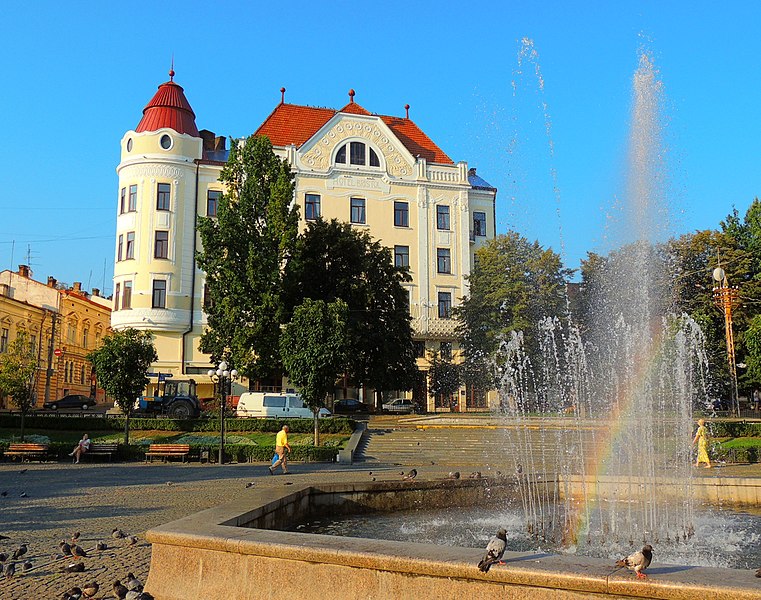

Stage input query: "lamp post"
[
  {"left": 208, "top": 361, "right": 238, "bottom": 464},
  {"left": 712, "top": 267, "right": 741, "bottom": 416}
]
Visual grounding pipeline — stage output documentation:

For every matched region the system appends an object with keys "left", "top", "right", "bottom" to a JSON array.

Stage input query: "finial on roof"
[
  {"left": 349, "top": 89, "right": 355, "bottom": 103},
  {"left": 280, "top": 87, "right": 286, "bottom": 105},
  {"left": 405, "top": 104, "right": 410, "bottom": 119},
  {"left": 169, "top": 55, "right": 175, "bottom": 81}
]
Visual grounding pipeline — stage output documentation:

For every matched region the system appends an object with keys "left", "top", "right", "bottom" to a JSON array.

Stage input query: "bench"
[
  {"left": 3, "top": 443, "right": 49, "bottom": 462},
  {"left": 84, "top": 443, "right": 119, "bottom": 462},
  {"left": 145, "top": 444, "right": 191, "bottom": 463}
]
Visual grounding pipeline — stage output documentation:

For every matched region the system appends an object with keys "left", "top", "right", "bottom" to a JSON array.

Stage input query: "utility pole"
[
  {"left": 44, "top": 311, "right": 58, "bottom": 404},
  {"left": 712, "top": 266, "right": 741, "bottom": 416}
]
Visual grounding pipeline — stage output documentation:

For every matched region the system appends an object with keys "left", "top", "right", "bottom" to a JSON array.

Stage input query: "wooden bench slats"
[
  {"left": 4, "top": 443, "right": 49, "bottom": 462},
  {"left": 86, "top": 443, "right": 119, "bottom": 462},
  {"left": 145, "top": 444, "right": 191, "bottom": 463}
]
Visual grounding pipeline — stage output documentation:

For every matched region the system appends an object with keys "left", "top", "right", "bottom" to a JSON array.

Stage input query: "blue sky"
[{"left": 1, "top": 1, "right": 759, "bottom": 293}]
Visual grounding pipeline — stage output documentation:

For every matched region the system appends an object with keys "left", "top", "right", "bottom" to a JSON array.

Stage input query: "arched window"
[{"left": 335, "top": 141, "right": 381, "bottom": 168}]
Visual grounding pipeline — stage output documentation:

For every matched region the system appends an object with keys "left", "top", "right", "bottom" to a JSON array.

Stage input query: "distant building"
[
  {"left": 0, "top": 266, "right": 110, "bottom": 407},
  {"left": 112, "top": 71, "right": 497, "bottom": 411}
]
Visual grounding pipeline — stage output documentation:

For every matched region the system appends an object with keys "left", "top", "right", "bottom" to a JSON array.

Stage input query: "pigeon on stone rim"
[
  {"left": 616, "top": 544, "right": 653, "bottom": 579},
  {"left": 477, "top": 528, "right": 507, "bottom": 573}
]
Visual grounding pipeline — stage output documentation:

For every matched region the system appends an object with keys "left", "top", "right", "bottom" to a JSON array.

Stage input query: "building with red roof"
[{"left": 112, "top": 74, "right": 497, "bottom": 411}]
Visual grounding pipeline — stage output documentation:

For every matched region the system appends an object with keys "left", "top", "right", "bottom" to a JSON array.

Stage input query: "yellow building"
[
  {"left": 113, "top": 71, "right": 496, "bottom": 411},
  {"left": 0, "top": 266, "right": 111, "bottom": 408}
]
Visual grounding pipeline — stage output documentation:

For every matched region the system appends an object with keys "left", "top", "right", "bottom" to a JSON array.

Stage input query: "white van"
[{"left": 235, "top": 392, "right": 331, "bottom": 419}]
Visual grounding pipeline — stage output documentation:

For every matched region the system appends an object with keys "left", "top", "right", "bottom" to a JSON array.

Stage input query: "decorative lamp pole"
[
  {"left": 712, "top": 267, "right": 741, "bottom": 416},
  {"left": 208, "top": 361, "right": 238, "bottom": 464}
]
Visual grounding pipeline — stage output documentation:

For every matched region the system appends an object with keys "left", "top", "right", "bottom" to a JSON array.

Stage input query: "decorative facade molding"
[{"left": 121, "top": 164, "right": 187, "bottom": 180}]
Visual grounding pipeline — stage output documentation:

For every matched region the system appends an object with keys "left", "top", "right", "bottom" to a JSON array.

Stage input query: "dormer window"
[{"left": 335, "top": 141, "right": 381, "bottom": 167}]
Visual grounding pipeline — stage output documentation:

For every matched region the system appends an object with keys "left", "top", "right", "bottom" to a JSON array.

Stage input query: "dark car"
[
  {"left": 333, "top": 398, "right": 372, "bottom": 414},
  {"left": 43, "top": 394, "right": 96, "bottom": 410}
]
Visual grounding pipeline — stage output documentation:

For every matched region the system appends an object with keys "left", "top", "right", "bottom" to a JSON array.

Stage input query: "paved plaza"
[{"left": 1, "top": 417, "right": 758, "bottom": 599}]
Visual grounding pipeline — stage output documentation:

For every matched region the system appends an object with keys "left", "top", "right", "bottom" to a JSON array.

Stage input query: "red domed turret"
[{"left": 136, "top": 69, "right": 199, "bottom": 137}]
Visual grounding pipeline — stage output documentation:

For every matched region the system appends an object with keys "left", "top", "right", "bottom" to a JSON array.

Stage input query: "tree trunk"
[
  {"left": 313, "top": 409, "right": 320, "bottom": 447},
  {"left": 124, "top": 411, "right": 131, "bottom": 446},
  {"left": 20, "top": 410, "right": 26, "bottom": 442}
]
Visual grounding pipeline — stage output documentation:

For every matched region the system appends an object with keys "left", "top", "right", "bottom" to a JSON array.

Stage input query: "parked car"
[
  {"left": 43, "top": 394, "right": 96, "bottom": 410},
  {"left": 333, "top": 398, "right": 372, "bottom": 414},
  {"left": 235, "top": 392, "right": 331, "bottom": 418},
  {"left": 381, "top": 397, "right": 418, "bottom": 414}
]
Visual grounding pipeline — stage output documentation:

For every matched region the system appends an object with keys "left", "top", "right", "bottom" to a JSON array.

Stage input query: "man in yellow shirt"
[{"left": 269, "top": 425, "right": 291, "bottom": 474}]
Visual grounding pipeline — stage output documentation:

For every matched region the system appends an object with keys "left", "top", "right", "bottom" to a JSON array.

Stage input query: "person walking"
[
  {"left": 69, "top": 433, "right": 91, "bottom": 464},
  {"left": 269, "top": 425, "right": 291, "bottom": 474},
  {"left": 692, "top": 419, "right": 711, "bottom": 468}
]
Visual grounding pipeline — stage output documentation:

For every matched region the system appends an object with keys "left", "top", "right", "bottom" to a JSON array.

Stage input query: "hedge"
[
  {"left": 0, "top": 440, "right": 338, "bottom": 463},
  {"left": 707, "top": 421, "right": 761, "bottom": 438},
  {"left": 0, "top": 414, "right": 356, "bottom": 434}
]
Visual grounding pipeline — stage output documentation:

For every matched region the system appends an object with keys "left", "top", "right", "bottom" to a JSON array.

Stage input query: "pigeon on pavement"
[
  {"left": 5, "top": 562, "right": 16, "bottom": 578},
  {"left": 477, "top": 528, "right": 507, "bottom": 573},
  {"left": 125, "top": 571, "right": 143, "bottom": 591},
  {"left": 60, "top": 540, "right": 73, "bottom": 556},
  {"left": 401, "top": 469, "right": 417, "bottom": 480},
  {"left": 96, "top": 541, "right": 108, "bottom": 551},
  {"left": 71, "top": 544, "right": 88, "bottom": 558},
  {"left": 82, "top": 581, "right": 100, "bottom": 598},
  {"left": 0, "top": 552, "right": 7, "bottom": 562},
  {"left": 112, "top": 528, "right": 126, "bottom": 539},
  {"left": 22, "top": 560, "right": 32, "bottom": 572},
  {"left": 62, "top": 586, "right": 83, "bottom": 600},
  {"left": 756, "top": 567, "right": 761, "bottom": 578},
  {"left": 60, "top": 561, "right": 86, "bottom": 573},
  {"left": 446, "top": 471, "right": 460, "bottom": 480},
  {"left": 113, "top": 579, "right": 129, "bottom": 599},
  {"left": 12, "top": 544, "right": 27, "bottom": 560},
  {"left": 127, "top": 535, "right": 139, "bottom": 546},
  {"left": 616, "top": 544, "right": 653, "bottom": 579}
]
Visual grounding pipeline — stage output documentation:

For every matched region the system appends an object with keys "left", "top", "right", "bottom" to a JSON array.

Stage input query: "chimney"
[
  {"left": 468, "top": 168, "right": 477, "bottom": 177},
  {"left": 18, "top": 264, "right": 30, "bottom": 278},
  {"left": 73, "top": 282, "right": 82, "bottom": 292},
  {"left": 92, "top": 288, "right": 100, "bottom": 297},
  {"left": 214, "top": 136, "right": 226, "bottom": 151},
  {"left": 199, "top": 129, "right": 215, "bottom": 152},
  {"left": 47, "top": 276, "right": 57, "bottom": 288}
]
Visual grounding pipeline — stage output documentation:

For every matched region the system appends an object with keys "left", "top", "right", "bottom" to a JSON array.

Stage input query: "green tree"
[
  {"left": 280, "top": 299, "right": 349, "bottom": 445},
  {"left": 284, "top": 218, "right": 417, "bottom": 407},
  {"left": 457, "top": 231, "right": 570, "bottom": 384},
  {"left": 87, "top": 328, "right": 157, "bottom": 445},
  {"left": 427, "top": 351, "right": 462, "bottom": 410},
  {"left": 0, "top": 330, "right": 38, "bottom": 441},
  {"left": 197, "top": 135, "right": 299, "bottom": 381}
]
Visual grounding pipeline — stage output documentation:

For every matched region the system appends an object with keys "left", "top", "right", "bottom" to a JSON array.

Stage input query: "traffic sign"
[{"left": 53, "top": 348, "right": 62, "bottom": 357}]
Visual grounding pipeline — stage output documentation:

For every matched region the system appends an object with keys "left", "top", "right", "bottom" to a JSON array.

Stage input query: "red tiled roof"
[
  {"left": 254, "top": 101, "right": 453, "bottom": 165},
  {"left": 136, "top": 76, "right": 199, "bottom": 137}
]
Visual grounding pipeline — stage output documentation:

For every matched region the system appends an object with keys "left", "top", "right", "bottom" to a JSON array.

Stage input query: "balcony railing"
[{"left": 409, "top": 304, "right": 459, "bottom": 338}]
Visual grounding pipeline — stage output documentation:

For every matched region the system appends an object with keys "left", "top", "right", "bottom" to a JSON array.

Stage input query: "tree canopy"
[
  {"left": 197, "top": 135, "right": 299, "bottom": 380},
  {"left": 0, "top": 330, "right": 38, "bottom": 440}
]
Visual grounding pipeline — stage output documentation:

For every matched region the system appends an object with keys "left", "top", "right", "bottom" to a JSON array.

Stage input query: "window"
[
  {"left": 82, "top": 329, "right": 88, "bottom": 349},
  {"left": 335, "top": 142, "right": 380, "bottom": 167},
  {"left": 122, "top": 280, "right": 132, "bottom": 309},
  {"left": 154, "top": 231, "right": 169, "bottom": 259},
  {"left": 394, "top": 245, "right": 409, "bottom": 268},
  {"left": 414, "top": 341, "right": 426, "bottom": 358},
  {"left": 402, "top": 288, "right": 411, "bottom": 311},
  {"left": 157, "top": 183, "right": 171, "bottom": 211},
  {"left": 263, "top": 395, "right": 286, "bottom": 408},
  {"left": 350, "top": 198, "right": 366, "bottom": 224},
  {"left": 117, "top": 234, "right": 123, "bottom": 261},
  {"left": 80, "top": 365, "right": 85, "bottom": 384},
  {"left": 0, "top": 328, "right": 7, "bottom": 353},
  {"left": 305, "top": 194, "right": 321, "bottom": 220},
  {"left": 437, "top": 205, "right": 450, "bottom": 230},
  {"left": 203, "top": 284, "right": 213, "bottom": 311},
  {"left": 207, "top": 190, "right": 221, "bottom": 217},
  {"left": 67, "top": 322, "right": 76, "bottom": 343},
  {"left": 114, "top": 283, "right": 120, "bottom": 311},
  {"left": 437, "top": 248, "right": 451, "bottom": 274},
  {"left": 120, "top": 187, "right": 126, "bottom": 214},
  {"left": 152, "top": 280, "right": 167, "bottom": 309},
  {"left": 440, "top": 342, "right": 452, "bottom": 360},
  {"left": 438, "top": 292, "right": 452, "bottom": 318},
  {"left": 30, "top": 334, "right": 36, "bottom": 354},
  {"left": 473, "top": 211, "right": 487, "bottom": 237},
  {"left": 394, "top": 201, "right": 409, "bottom": 227},
  {"left": 128, "top": 185, "right": 137, "bottom": 212},
  {"left": 125, "top": 232, "right": 135, "bottom": 259}
]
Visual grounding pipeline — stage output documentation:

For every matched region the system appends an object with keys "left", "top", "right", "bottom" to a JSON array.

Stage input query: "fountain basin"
[{"left": 145, "top": 477, "right": 761, "bottom": 599}]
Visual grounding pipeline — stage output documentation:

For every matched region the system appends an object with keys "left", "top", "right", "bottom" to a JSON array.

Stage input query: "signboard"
[{"left": 53, "top": 348, "right": 62, "bottom": 357}]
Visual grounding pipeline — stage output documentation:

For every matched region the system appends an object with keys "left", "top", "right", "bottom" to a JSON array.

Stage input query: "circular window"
[
  {"left": 126, "top": 138, "right": 133, "bottom": 152},
  {"left": 160, "top": 134, "right": 172, "bottom": 150}
]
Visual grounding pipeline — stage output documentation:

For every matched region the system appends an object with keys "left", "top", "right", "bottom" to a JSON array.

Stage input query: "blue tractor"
[{"left": 138, "top": 374, "right": 202, "bottom": 418}]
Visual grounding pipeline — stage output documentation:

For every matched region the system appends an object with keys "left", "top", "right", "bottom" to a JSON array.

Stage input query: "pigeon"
[
  {"left": 478, "top": 528, "right": 507, "bottom": 573},
  {"left": 616, "top": 544, "right": 653, "bottom": 579},
  {"left": 60, "top": 540, "right": 73, "bottom": 555},
  {"left": 165, "top": 481, "right": 173, "bottom": 486},
  {"left": 0, "top": 552, "right": 7, "bottom": 562},
  {"left": 127, "top": 535, "right": 139, "bottom": 546},
  {"left": 469, "top": 471, "right": 482, "bottom": 479},
  {"left": 71, "top": 531, "right": 80, "bottom": 543},
  {"left": 447, "top": 471, "right": 461, "bottom": 480},
  {"left": 127, "top": 592, "right": 154, "bottom": 600},
  {"left": 61, "top": 561, "right": 85, "bottom": 573},
  {"left": 19, "top": 468, "right": 27, "bottom": 474},
  {"left": 0, "top": 563, "right": 3, "bottom": 577},
  {"left": 82, "top": 581, "right": 100, "bottom": 598},
  {"left": 125, "top": 572, "right": 143, "bottom": 591},
  {"left": 401, "top": 469, "right": 417, "bottom": 481},
  {"left": 112, "top": 527, "right": 126, "bottom": 539},
  {"left": 756, "top": 567, "right": 761, "bottom": 578},
  {"left": 22, "top": 560, "right": 32, "bottom": 572},
  {"left": 5, "top": 562, "right": 16, "bottom": 578},
  {"left": 96, "top": 541, "right": 108, "bottom": 551},
  {"left": 19, "top": 492, "right": 27, "bottom": 498},
  {"left": 71, "top": 544, "right": 88, "bottom": 558},
  {"left": 245, "top": 482, "right": 255, "bottom": 488},
  {"left": 12, "top": 544, "right": 27, "bottom": 560},
  {"left": 62, "top": 587, "right": 83, "bottom": 600},
  {"left": 113, "top": 579, "right": 129, "bottom": 599}
]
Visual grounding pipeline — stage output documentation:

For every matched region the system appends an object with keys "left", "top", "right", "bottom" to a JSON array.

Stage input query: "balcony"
[{"left": 409, "top": 304, "right": 459, "bottom": 339}]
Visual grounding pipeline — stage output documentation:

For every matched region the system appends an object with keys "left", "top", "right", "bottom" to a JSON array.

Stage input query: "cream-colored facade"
[{"left": 113, "top": 75, "right": 496, "bottom": 410}]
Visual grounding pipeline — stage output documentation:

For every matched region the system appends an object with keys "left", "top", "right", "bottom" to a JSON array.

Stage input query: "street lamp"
[
  {"left": 208, "top": 361, "right": 238, "bottom": 464},
  {"left": 712, "top": 267, "right": 741, "bottom": 416}
]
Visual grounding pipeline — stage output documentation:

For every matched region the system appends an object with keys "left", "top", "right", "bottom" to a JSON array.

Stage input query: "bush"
[{"left": 707, "top": 421, "right": 761, "bottom": 437}]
